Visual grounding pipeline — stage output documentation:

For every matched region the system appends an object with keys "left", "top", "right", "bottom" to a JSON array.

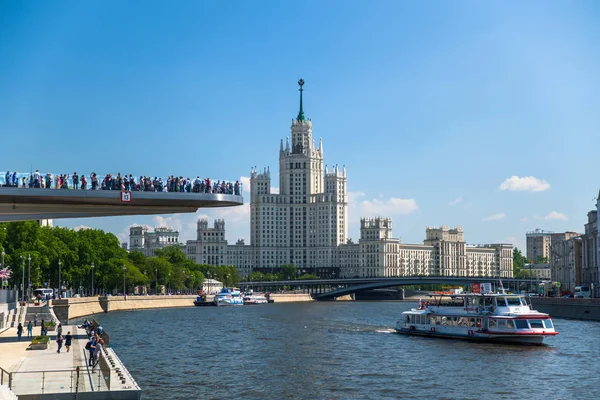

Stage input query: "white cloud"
[
  {"left": 499, "top": 176, "right": 550, "bottom": 192},
  {"left": 502, "top": 236, "right": 525, "bottom": 250},
  {"left": 482, "top": 213, "right": 506, "bottom": 222},
  {"left": 73, "top": 225, "right": 92, "bottom": 231},
  {"left": 520, "top": 217, "right": 529, "bottom": 222},
  {"left": 240, "top": 176, "right": 250, "bottom": 192},
  {"left": 538, "top": 211, "right": 568, "bottom": 221},
  {"left": 360, "top": 197, "right": 419, "bottom": 216},
  {"left": 448, "top": 197, "right": 463, "bottom": 206}
]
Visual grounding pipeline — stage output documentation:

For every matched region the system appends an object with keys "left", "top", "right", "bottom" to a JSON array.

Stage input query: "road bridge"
[
  {"left": 240, "top": 276, "right": 539, "bottom": 300},
  {"left": 0, "top": 187, "right": 243, "bottom": 221}
]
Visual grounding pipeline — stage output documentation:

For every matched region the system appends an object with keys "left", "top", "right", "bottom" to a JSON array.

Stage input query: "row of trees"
[
  {"left": 0, "top": 221, "right": 240, "bottom": 295},
  {"left": 512, "top": 247, "right": 548, "bottom": 278}
]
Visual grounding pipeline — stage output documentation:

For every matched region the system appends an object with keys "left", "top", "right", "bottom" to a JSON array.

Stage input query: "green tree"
[
  {"left": 280, "top": 264, "right": 297, "bottom": 280},
  {"left": 513, "top": 247, "right": 528, "bottom": 277}
]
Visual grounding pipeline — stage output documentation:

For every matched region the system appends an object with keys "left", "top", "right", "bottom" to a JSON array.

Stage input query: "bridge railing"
[{"left": 0, "top": 171, "right": 242, "bottom": 195}]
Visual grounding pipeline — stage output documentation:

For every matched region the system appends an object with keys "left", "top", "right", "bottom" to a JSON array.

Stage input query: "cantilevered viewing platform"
[{"left": 0, "top": 187, "right": 243, "bottom": 222}]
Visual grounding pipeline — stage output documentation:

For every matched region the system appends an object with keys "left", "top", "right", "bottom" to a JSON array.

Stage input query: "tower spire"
[{"left": 297, "top": 78, "right": 305, "bottom": 121}]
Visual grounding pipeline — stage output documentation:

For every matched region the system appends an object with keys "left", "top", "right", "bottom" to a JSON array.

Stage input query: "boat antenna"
[{"left": 499, "top": 279, "right": 506, "bottom": 294}]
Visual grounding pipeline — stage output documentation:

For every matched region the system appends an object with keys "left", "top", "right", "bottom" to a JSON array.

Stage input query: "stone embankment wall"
[
  {"left": 269, "top": 293, "right": 314, "bottom": 302},
  {"left": 52, "top": 295, "right": 197, "bottom": 322},
  {"left": 530, "top": 297, "right": 600, "bottom": 321}
]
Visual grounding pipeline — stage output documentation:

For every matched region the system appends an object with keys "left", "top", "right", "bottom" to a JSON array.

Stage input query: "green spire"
[{"left": 297, "top": 78, "right": 305, "bottom": 121}]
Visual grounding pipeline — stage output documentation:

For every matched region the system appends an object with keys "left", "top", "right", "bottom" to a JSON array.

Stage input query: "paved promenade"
[{"left": 0, "top": 324, "right": 141, "bottom": 399}]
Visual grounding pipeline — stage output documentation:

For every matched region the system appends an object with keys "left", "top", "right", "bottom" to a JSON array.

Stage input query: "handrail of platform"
[
  {"left": 0, "top": 366, "right": 12, "bottom": 388},
  {"left": 0, "top": 367, "right": 85, "bottom": 393},
  {"left": 1, "top": 172, "right": 242, "bottom": 195}
]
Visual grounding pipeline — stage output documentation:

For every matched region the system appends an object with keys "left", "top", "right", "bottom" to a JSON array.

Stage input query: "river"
[{"left": 94, "top": 301, "right": 600, "bottom": 400}]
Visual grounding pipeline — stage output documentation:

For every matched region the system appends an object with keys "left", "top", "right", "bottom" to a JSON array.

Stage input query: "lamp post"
[
  {"left": 58, "top": 260, "right": 62, "bottom": 299},
  {"left": 27, "top": 254, "right": 31, "bottom": 302},
  {"left": 20, "top": 256, "right": 24, "bottom": 303},
  {"left": 123, "top": 266, "right": 127, "bottom": 297},
  {"left": 91, "top": 263, "right": 95, "bottom": 297},
  {"left": 155, "top": 269, "right": 158, "bottom": 295}
]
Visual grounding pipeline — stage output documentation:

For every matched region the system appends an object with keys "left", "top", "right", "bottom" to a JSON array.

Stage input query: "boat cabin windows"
[
  {"left": 506, "top": 297, "right": 523, "bottom": 306},
  {"left": 514, "top": 320, "right": 528, "bottom": 329},
  {"left": 495, "top": 297, "right": 507, "bottom": 307},
  {"left": 529, "top": 320, "right": 544, "bottom": 329},
  {"left": 457, "top": 317, "right": 468, "bottom": 327},
  {"left": 489, "top": 319, "right": 515, "bottom": 329},
  {"left": 543, "top": 320, "right": 553, "bottom": 329}
]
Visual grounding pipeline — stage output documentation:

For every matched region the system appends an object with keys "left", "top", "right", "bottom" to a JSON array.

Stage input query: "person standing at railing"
[
  {"left": 73, "top": 172, "right": 79, "bottom": 189},
  {"left": 56, "top": 333, "right": 64, "bottom": 353},
  {"left": 81, "top": 175, "right": 87, "bottom": 190}
]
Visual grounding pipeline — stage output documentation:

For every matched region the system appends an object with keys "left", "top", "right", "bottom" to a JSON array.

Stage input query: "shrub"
[
  {"left": 45, "top": 320, "right": 56, "bottom": 327},
  {"left": 31, "top": 336, "right": 50, "bottom": 344}
]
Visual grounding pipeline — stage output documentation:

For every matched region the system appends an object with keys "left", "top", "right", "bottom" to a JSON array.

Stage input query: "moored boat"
[
  {"left": 213, "top": 288, "right": 244, "bottom": 306},
  {"left": 395, "top": 291, "right": 558, "bottom": 345},
  {"left": 242, "top": 291, "right": 269, "bottom": 305}
]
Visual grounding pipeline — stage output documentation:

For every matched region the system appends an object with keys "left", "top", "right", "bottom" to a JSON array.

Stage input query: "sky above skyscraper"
[{"left": 1, "top": 1, "right": 599, "bottom": 250}]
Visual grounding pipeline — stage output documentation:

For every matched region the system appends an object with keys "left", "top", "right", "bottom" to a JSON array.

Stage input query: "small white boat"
[
  {"left": 395, "top": 291, "right": 558, "bottom": 345},
  {"left": 213, "top": 288, "right": 244, "bottom": 306},
  {"left": 242, "top": 291, "right": 269, "bottom": 305}
]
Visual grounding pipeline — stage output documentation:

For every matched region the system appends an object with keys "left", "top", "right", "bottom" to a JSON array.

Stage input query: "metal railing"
[
  {"left": 0, "top": 367, "right": 83, "bottom": 394},
  {"left": 0, "top": 172, "right": 242, "bottom": 195}
]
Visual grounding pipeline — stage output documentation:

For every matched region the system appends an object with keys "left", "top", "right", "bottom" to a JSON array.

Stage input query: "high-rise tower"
[{"left": 249, "top": 79, "right": 347, "bottom": 276}]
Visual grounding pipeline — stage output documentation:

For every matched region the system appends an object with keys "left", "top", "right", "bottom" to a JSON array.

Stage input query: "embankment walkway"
[{"left": 0, "top": 323, "right": 140, "bottom": 399}]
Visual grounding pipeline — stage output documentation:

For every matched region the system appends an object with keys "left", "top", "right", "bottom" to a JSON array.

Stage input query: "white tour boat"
[
  {"left": 242, "top": 291, "right": 269, "bottom": 305},
  {"left": 213, "top": 288, "right": 244, "bottom": 306},
  {"left": 395, "top": 291, "right": 558, "bottom": 345}
]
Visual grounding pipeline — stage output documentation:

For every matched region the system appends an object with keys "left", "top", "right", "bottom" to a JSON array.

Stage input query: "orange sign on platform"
[{"left": 472, "top": 283, "right": 481, "bottom": 294}]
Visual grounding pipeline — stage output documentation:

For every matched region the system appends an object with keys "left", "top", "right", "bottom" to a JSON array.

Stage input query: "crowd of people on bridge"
[{"left": 2, "top": 170, "right": 241, "bottom": 195}]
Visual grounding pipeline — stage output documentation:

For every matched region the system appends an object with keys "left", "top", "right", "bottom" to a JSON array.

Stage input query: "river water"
[{"left": 94, "top": 301, "right": 600, "bottom": 400}]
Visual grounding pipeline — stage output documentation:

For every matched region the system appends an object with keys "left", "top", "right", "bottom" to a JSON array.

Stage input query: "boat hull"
[
  {"left": 214, "top": 299, "right": 244, "bottom": 306},
  {"left": 395, "top": 327, "right": 552, "bottom": 345}
]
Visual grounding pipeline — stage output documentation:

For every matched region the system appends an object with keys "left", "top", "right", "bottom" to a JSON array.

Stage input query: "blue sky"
[{"left": 1, "top": 1, "right": 599, "bottom": 250}]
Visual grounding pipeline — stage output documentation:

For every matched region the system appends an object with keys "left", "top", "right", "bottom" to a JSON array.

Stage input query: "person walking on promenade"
[
  {"left": 34, "top": 314, "right": 38, "bottom": 327},
  {"left": 17, "top": 323, "right": 23, "bottom": 341},
  {"left": 65, "top": 331, "right": 72, "bottom": 353},
  {"left": 57, "top": 323, "right": 63, "bottom": 336},
  {"left": 56, "top": 333, "right": 64, "bottom": 353},
  {"left": 27, "top": 321, "right": 33, "bottom": 338},
  {"left": 86, "top": 337, "right": 96, "bottom": 366},
  {"left": 40, "top": 321, "right": 46, "bottom": 336}
]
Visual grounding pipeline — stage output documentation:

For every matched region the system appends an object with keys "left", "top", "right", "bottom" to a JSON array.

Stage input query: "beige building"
[
  {"left": 526, "top": 229, "right": 552, "bottom": 262},
  {"left": 524, "top": 263, "right": 552, "bottom": 281},
  {"left": 129, "top": 225, "right": 181, "bottom": 257},
  {"left": 339, "top": 220, "right": 513, "bottom": 279}
]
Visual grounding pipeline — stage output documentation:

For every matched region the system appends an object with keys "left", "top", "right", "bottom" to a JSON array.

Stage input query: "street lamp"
[
  {"left": 123, "top": 266, "right": 127, "bottom": 297},
  {"left": 1, "top": 248, "right": 4, "bottom": 270},
  {"left": 27, "top": 254, "right": 31, "bottom": 302},
  {"left": 155, "top": 269, "right": 158, "bottom": 295},
  {"left": 58, "top": 260, "right": 62, "bottom": 299},
  {"left": 91, "top": 263, "right": 95, "bottom": 297},
  {"left": 20, "top": 256, "right": 24, "bottom": 303}
]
